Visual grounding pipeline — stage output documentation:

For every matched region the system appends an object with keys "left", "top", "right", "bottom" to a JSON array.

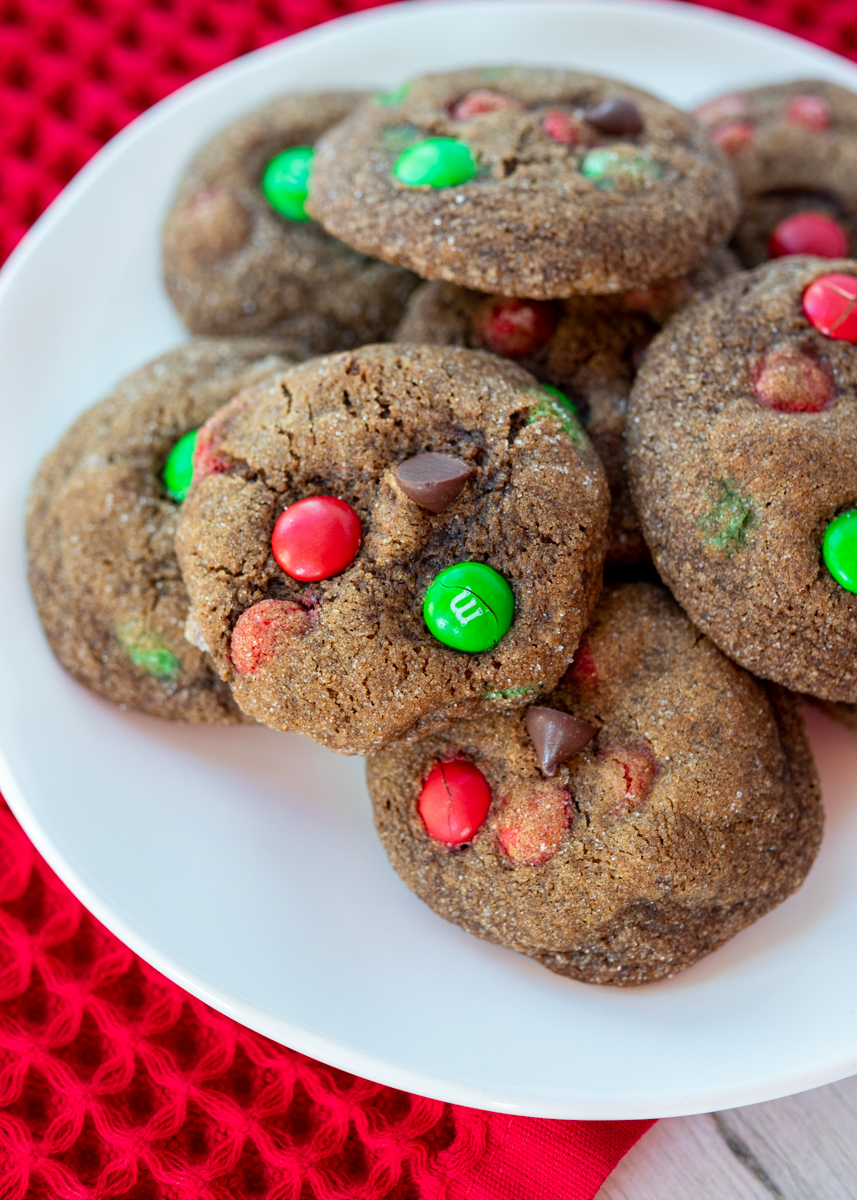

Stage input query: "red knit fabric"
[{"left": 0, "top": 798, "right": 652, "bottom": 1198}]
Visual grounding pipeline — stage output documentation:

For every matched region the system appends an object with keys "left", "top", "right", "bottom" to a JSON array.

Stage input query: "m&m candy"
[
  {"left": 752, "top": 347, "right": 834, "bottom": 413},
  {"left": 418, "top": 758, "right": 492, "bottom": 845},
  {"left": 580, "top": 147, "right": 660, "bottom": 189},
  {"left": 424, "top": 562, "right": 514, "bottom": 653},
  {"left": 262, "top": 146, "right": 314, "bottom": 221},
  {"left": 162, "top": 428, "right": 198, "bottom": 502},
  {"left": 823, "top": 511, "right": 857, "bottom": 593},
  {"left": 802, "top": 274, "right": 857, "bottom": 342},
  {"left": 393, "top": 138, "right": 477, "bottom": 188},
  {"left": 478, "top": 297, "right": 559, "bottom": 358},
  {"left": 768, "top": 212, "right": 849, "bottom": 260},
  {"left": 271, "top": 496, "right": 361, "bottom": 582},
  {"left": 231, "top": 599, "right": 312, "bottom": 674}
]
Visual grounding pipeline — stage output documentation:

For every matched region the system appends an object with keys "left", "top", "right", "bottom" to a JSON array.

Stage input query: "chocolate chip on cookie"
[
  {"left": 307, "top": 68, "right": 739, "bottom": 297},
  {"left": 175, "top": 344, "right": 610, "bottom": 754},
  {"left": 367, "top": 583, "right": 822, "bottom": 986},
  {"left": 163, "top": 92, "right": 420, "bottom": 353},
  {"left": 27, "top": 339, "right": 294, "bottom": 722}
]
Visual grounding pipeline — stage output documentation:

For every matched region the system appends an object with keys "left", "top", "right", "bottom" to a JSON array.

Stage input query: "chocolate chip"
[
  {"left": 394, "top": 453, "right": 472, "bottom": 513},
  {"left": 525, "top": 706, "right": 596, "bottom": 776},
  {"left": 582, "top": 98, "right": 644, "bottom": 137}
]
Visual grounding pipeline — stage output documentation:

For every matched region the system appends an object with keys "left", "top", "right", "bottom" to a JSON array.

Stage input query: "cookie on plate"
[
  {"left": 163, "top": 92, "right": 420, "bottom": 352},
  {"left": 367, "top": 582, "right": 822, "bottom": 986},
  {"left": 695, "top": 80, "right": 857, "bottom": 267},
  {"left": 396, "top": 249, "right": 739, "bottom": 566},
  {"left": 307, "top": 67, "right": 740, "bottom": 297},
  {"left": 176, "top": 343, "right": 610, "bottom": 754},
  {"left": 627, "top": 255, "right": 857, "bottom": 701},
  {"left": 27, "top": 338, "right": 294, "bottom": 723}
]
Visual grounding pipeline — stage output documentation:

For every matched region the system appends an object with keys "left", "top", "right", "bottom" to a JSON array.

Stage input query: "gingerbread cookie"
[
  {"left": 627, "top": 255, "right": 857, "bottom": 701},
  {"left": 163, "top": 92, "right": 419, "bottom": 353},
  {"left": 27, "top": 339, "right": 293, "bottom": 722},
  {"left": 696, "top": 80, "right": 857, "bottom": 267},
  {"left": 175, "top": 344, "right": 610, "bottom": 754},
  {"left": 307, "top": 67, "right": 739, "bottom": 296},
  {"left": 396, "top": 249, "right": 738, "bottom": 566},
  {"left": 367, "top": 583, "right": 822, "bottom": 986}
]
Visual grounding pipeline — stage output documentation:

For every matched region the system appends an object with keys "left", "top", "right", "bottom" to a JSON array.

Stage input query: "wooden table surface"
[{"left": 595, "top": 1074, "right": 857, "bottom": 1199}]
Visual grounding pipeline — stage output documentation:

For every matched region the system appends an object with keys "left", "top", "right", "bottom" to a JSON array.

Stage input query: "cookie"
[
  {"left": 627, "top": 255, "right": 857, "bottom": 701},
  {"left": 306, "top": 67, "right": 739, "bottom": 297},
  {"left": 175, "top": 344, "right": 610, "bottom": 754},
  {"left": 396, "top": 249, "right": 739, "bottom": 566},
  {"left": 163, "top": 92, "right": 420, "bottom": 353},
  {"left": 695, "top": 81, "right": 857, "bottom": 267},
  {"left": 27, "top": 338, "right": 294, "bottom": 723},
  {"left": 367, "top": 582, "right": 822, "bottom": 986}
]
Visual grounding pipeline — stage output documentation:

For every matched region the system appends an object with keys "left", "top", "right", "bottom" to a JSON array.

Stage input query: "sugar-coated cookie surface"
[
  {"left": 396, "top": 250, "right": 738, "bottom": 567},
  {"left": 696, "top": 80, "right": 857, "bottom": 267},
  {"left": 163, "top": 92, "right": 419, "bottom": 353},
  {"left": 307, "top": 67, "right": 739, "bottom": 297},
  {"left": 27, "top": 339, "right": 293, "bottom": 723},
  {"left": 176, "top": 344, "right": 610, "bottom": 755},
  {"left": 627, "top": 256, "right": 857, "bottom": 701},
  {"left": 367, "top": 583, "right": 822, "bottom": 986}
]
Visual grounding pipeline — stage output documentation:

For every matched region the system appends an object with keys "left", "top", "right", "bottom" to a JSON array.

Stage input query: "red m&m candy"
[
  {"left": 803, "top": 274, "right": 857, "bottom": 343},
  {"left": 542, "top": 111, "right": 582, "bottom": 145},
  {"left": 768, "top": 212, "right": 849, "bottom": 259},
  {"left": 451, "top": 90, "right": 522, "bottom": 119},
  {"left": 711, "top": 121, "right": 754, "bottom": 156},
  {"left": 231, "top": 599, "right": 312, "bottom": 675},
  {"left": 271, "top": 496, "right": 361, "bottom": 581},
  {"left": 753, "top": 347, "right": 834, "bottom": 413},
  {"left": 478, "top": 297, "right": 559, "bottom": 358},
  {"left": 784, "top": 94, "right": 830, "bottom": 132},
  {"left": 418, "top": 759, "right": 492, "bottom": 845}
]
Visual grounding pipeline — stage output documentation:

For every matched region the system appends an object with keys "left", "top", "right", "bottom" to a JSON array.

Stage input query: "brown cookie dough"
[
  {"left": 396, "top": 249, "right": 739, "bottom": 566},
  {"left": 27, "top": 338, "right": 294, "bottom": 722},
  {"left": 163, "top": 92, "right": 419, "bottom": 352},
  {"left": 367, "top": 583, "right": 822, "bottom": 986},
  {"left": 695, "top": 81, "right": 857, "bottom": 267},
  {"left": 176, "top": 344, "right": 610, "bottom": 754},
  {"left": 307, "top": 67, "right": 739, "bottom": 297},
  {"left": 627, "top": 255, "right": 857, "bottom": 702}
]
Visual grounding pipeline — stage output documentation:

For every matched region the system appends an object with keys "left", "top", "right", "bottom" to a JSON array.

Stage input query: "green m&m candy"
[
  {"left": 393, "top": 138, "right": 477, "bottom": 188},
  {"left": 424, "top": 562, "right": 514, "bottom": 653},
  {"left": 162, "top": 428, "right": 199, "bottom": 503},
  {"left": 580, "top": 146, "right": 660, "bottom": 190},
  {"left": 823, "top": 510, "right": 857, "bottom": 593},
  {"left": 262, "top": 146, "right": 314, "bottom": 220}
]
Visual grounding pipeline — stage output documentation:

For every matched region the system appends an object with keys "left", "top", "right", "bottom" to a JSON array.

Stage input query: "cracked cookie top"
[
  {"left": 163, "top": 92, "right": 419, "bottom": 353},
  {"left": 175, "top": 343, "right": 610, "bottom": 755},
  {"left": 627, "top": 256, "right": 857, "bottom": 701},
  {"left": 367, "top": 583, "right": 822, "bottom": 986},
  {"left": 27, "top": 339, "right": 294, "bottom": 723},
  {"left": 306, "top": 67, "right": 739, "bottom": 297}
]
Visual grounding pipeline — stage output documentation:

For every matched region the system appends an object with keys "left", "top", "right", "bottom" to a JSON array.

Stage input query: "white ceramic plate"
[{"left": 3, "top": 0, "right": 857, "bottom": 1120}]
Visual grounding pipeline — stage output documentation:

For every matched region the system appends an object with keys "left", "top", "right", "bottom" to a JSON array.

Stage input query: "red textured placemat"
[{"left": 1, "top": 0, "right": 853, "bottom": 1194}]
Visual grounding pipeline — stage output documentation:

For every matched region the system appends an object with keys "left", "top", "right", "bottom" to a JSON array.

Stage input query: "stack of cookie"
[{"left": 32, "top": 68, "right": 857, "bottom": 987}]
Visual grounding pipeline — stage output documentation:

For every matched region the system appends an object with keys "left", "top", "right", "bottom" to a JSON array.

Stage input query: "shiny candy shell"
[
  {"left": 803, "top": 274, "right": 857, "bottom": 343},
  {"left": 162, "top": 428, "right": 198, "bottom": 502},
  {"left": 423, "top": 562, "right": 514, "bottom": 653},
  {"left": 823, "top": 511, "right": 857, "bottom": 594},
  {"left": 478, "top": 297, "right": 559, "bottom": 358},
  {"left": 768, "top": 212, "right": 849, "bottom": 259},
  {"left": 418, "top": 759, "right": 492, "bottom": 845},
  {"left": 261, "top": 146, "right": 314, "bottom": 221},
  {"left": 393, "top": 138, "right": 477, "bottom": 188},
  {"left": 271, "top": 496, "right": 361, "bottom": 582}
]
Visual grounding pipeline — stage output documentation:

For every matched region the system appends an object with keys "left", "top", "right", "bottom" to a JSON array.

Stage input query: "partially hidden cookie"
[
  {"left": 163, "top": 92, "right": 419, "bottom": 352},
  {"left": 367, "top": 583, "right": 822, "bottom": 986},
  {"left": 627, "top": 255, "right": 857, "bottom": 701},
  {"left": 27, "top": 338, "right": 294, "bottom": 722},
  {"left": 696, "top": 81, "right": 857, "bottom": 267},
  {"left": 176, "top": 344, "right": 610, "bottom": 754},
  {"left": 307, "top": 67, "right": 740, "bottom": 297},
  {"left": 396, "top": 249, "right": 739, "bottom": 566}
]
